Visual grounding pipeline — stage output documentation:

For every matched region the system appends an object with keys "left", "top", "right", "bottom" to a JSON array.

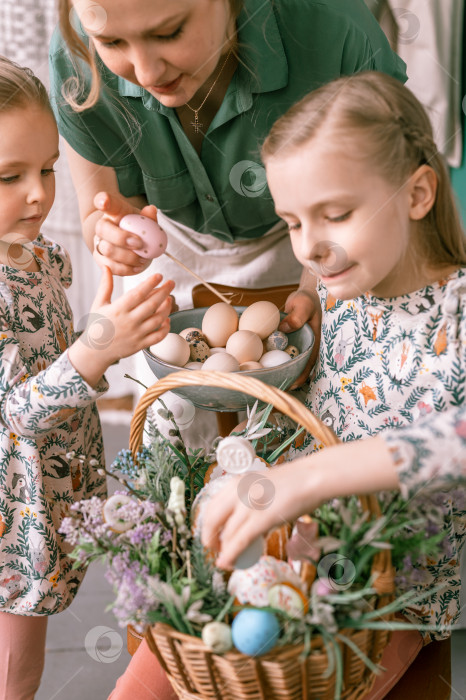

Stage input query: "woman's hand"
[
  {"left": 68, "top": 267, "right": 175, "bottom": 387},
  {"left": 279, "top": 288, "right": 322, "bottom": 387},
  {"left": 92, "top": 191, "right": 159, "bottom": 277}
]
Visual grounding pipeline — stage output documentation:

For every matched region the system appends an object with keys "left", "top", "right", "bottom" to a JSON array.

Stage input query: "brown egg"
[
  {"left": 202, "top": 303, "right": 239, "bottom": 347},
  {"left": 226, "top": 330, "right": 263, "bottom": 364},
  {"left": 239, "top": 301, "right": 280, "bottom": 339}
]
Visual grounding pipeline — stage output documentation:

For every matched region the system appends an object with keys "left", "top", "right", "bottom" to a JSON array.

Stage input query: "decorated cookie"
[
  {"left": 227, "top": 555, "right": 305, "bottom": 607},
  {"left": 216, "top": 436, "right": 256, "bottom": 474}
]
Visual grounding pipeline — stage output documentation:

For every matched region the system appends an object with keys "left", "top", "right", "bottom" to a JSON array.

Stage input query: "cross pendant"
[{"left": 191, "top": 112, "right": 203, "bottom": 134}]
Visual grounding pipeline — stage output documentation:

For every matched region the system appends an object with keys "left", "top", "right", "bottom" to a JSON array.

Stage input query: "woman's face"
[{"left": 72, "top": 0, "right": 235, "bottom": 107}]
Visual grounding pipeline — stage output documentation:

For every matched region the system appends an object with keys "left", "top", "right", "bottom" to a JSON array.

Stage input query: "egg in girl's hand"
[
  {"left": 260, "top": 350, "right": 291, "bottom": 368},
  {"left": 202, "top": 303, "right": 239, "bottom": 347},
  {"left": 150, "top": 333, "right": 190, "bottom": 367},
  {"left": 231, "top": 609, "right": 280, "bottom": 656},
  {"left": 226, "top": 330, "right": 263, "bottom": 364},
  {"left": 201, "top": 353, "right": 240, "bottom": 372},
  {"left": 239, "top": 301, "right": 280, "bottom": 339}
]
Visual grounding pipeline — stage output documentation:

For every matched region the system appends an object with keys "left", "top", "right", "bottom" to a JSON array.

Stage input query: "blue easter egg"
[{"left": 231, "top": 609, "right": 280, "bottom": 656}]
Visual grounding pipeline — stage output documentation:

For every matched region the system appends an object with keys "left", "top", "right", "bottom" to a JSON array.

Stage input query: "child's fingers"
[
  {"left": 137, "top": 297, "right": 173, "bottom": 333},
  {"left": 129, "top": 283, "right": 176, "bottom": 321},
  {"left": 216, "top": 515, "right": 261, "bottom": 570},
  {"left": 92, "top": 266, "right": 114, "bottom": 308},
  {"left": 119, "top": 275, "right": 172, "bottom": 311}
]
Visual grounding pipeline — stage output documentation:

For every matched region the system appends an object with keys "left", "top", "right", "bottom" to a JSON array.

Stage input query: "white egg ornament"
[
  {"left": 239, "top": 301, "right": 280, "bottom": 339},
  {"left": 150, "top": 333, "right": 191, "bottom": 367},
  {"left": 231, "top": 609, "right": 280, "bottom": 656},
  {"left": 103, "top": 494, "right": 135, "bottom": 532},
  {"left": 202, "top": 621, "right": 233, "bottom": 654},
  {"left": 120, "top": 214, "right": 167, "bottom": 259},
  {"left": 226, "top": 330, "right": 263, "bottom": 364},
  {"left": 260, "top": 350, "right": 291, "bottom": 368},
  {"left": 202, "top": 303, "right": 238, "bottom": 347}
]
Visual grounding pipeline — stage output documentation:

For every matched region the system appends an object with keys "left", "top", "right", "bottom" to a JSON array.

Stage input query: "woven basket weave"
[{"left": 130, "top": 370, "right": 395, "bottom": 700}]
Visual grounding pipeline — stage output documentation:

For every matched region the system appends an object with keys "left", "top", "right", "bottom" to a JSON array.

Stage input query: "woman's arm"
[{"left": 64, "top": 142, "right": 154, "bottom": 276}]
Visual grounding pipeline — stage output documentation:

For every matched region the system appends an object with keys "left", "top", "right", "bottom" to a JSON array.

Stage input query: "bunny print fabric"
[
  {"left": 286, "top": 268, "right": 466, "bottom": 639},
  {"left": 0, "top": 236, "right": 108, "bottom": 615}
]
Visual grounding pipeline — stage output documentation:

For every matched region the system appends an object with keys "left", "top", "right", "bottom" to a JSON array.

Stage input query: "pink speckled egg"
[{"left": 120, "top": 214, "right": 167, "bottom": 259}]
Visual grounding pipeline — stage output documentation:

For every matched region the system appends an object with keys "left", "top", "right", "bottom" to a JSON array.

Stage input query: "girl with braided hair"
[{"left": 203, "top": 71, "right": 466, "bottom": 695}]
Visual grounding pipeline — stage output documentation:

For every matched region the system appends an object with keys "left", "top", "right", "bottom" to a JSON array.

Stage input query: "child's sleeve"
[
  {"left": 0, "top": 303, "right": 108, "bottom": 437},
  {"left": 381, "top": 282, "right": 466, "bottom": 500},
  {"left": 381, "top": 405, "right": 466, "bottom": 500}
]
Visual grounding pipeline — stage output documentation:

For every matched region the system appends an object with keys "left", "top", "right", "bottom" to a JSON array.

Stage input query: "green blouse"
[{"left": 49, "top": 0, "right": 407, "bottom": 242}]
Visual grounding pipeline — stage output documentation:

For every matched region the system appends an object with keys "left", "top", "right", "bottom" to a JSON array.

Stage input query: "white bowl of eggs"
[{"left": 143, "top": 301, "right": 314, "bottom": 411}]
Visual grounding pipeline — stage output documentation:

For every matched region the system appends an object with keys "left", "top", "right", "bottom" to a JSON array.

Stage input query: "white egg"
[
  {"left": 185, "top": 361, "right": 204, "bottom": 369},
  {"left": 150, "top": 333, "right": 190, "bottom": 367},
  {"left": 260, "top": 350, "right": 291, "bottom": 368},
  {"left": 226, "top": 330, "right": 263, "bottom": 364},
  {"left": 239, "top": 301, "right": 280, "bottom": 339},
  {"left": 210, "top": 347, "right": 227, "bottom": 354},
  {"left": 239, "top": 361, "right": 263, "bottom": 371},
  {"left": 202, "top": 303, "right": 238, "bottom": 347},
  {"left": 202, "top": 621, "right": 233, "bottom": 654},
  {"left": 202, "top": 352, "right": 240, "bottom": 372}
]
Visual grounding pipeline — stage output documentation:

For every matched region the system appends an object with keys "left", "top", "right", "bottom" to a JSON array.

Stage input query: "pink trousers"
[
  {"left": 108, "top": 638, "right": 178, "bottom": 700},
  {"left": 0, "top": 612, "right": 48, "bottom": 700},
  {"left": 108, "top": 627, "right": 423, "bottom": 700}
]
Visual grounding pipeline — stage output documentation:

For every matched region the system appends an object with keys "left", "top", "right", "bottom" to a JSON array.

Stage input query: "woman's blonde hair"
[
  {"left": 58, "top": 0, "right": 244, "bottom": 112},
  {"left": 262, "top": 71, "right": 466, "bottom": 267},
  {"left": 0, "top": 56, "right": 52, "bottom": 115}
]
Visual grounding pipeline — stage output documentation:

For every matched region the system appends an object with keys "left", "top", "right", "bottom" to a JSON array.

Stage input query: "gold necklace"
[{"left": 184, "top": 50, "right": 233, "bottom": 134}]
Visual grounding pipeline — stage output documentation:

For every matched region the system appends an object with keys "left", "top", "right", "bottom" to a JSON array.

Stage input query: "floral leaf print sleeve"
[
  {"left": 381, "top": 275, "right": 466, "bottom": 501},
  {"left": 0, "top": 246, "right": 107, "bottom": 437},
  {"left": 0, "top": 236, "right": 108, "bottom": 615}
]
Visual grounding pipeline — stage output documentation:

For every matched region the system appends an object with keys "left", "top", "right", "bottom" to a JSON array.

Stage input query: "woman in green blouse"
[{"left": 50, "top": 0, "right": 406, "bottom": 337}]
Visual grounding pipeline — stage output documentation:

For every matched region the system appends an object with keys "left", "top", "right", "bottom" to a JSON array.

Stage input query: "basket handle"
[{"left": 130, "top": 370, "right": 393, "bottom": 591}]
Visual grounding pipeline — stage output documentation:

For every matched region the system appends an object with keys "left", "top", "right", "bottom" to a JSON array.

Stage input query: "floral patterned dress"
[
  {"left": 288, "top": 268, "right": 466, "bottom": 639},
  {"left": 0, "top": 235, "right": 108, "bottom": 615}
]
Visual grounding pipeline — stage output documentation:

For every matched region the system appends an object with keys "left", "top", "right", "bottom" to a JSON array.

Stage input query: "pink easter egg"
[{"left": 120, "top": 214, "right": 167, "bottom": 259}]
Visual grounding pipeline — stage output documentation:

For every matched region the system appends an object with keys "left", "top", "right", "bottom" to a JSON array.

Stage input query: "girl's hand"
[
  {"left": 201, "top": 457, "right": 321, "bottom": 570},
  {"left": 279, "top": 288, "right": 322, "bottom": 387},
  {"left": 93, "top": 191, "right": 159, "bottom": 276},
  {"left": 68, "top": 267, "right": 175, "bottom": 387}
]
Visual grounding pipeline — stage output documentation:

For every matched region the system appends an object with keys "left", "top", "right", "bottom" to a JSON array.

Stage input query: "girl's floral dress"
[
  {"left": 0, "top": 235, "right": 108, "bottom": 615},
  {"left": 287, "top": 268, "right": 466, "bottom": 639}
]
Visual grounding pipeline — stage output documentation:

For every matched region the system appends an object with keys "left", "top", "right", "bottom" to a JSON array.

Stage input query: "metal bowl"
[{"left": 143, "top": 307, "right": 314, "bottom": 412}]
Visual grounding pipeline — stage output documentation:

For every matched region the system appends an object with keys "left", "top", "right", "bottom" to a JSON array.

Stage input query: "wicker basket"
[{"left": 129, "top": 370, "right": 395, "bottom": 700}]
